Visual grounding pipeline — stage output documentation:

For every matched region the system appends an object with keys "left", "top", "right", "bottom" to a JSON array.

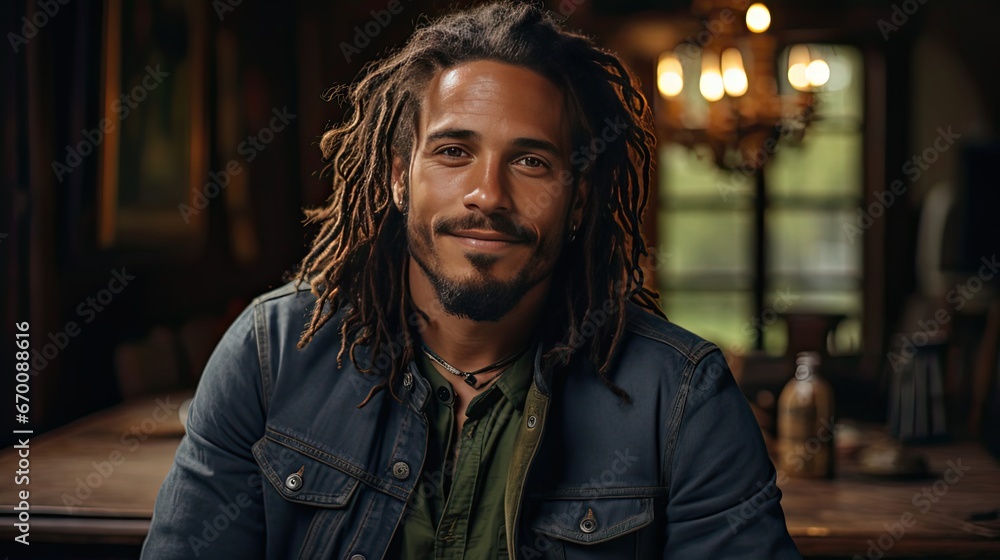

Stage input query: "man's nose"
[{"left": 463, "top": 156, "right": 512, "bottom": 215}]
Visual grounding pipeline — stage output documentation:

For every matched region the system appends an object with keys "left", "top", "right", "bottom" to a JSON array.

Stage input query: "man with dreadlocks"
[{"left": 143, "top": 2, "right": 799, "bottom": 559}]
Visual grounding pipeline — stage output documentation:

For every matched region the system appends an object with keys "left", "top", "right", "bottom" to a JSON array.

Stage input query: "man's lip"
[{"left": 448, "top": 230, "right": 523, "bottom": 243}]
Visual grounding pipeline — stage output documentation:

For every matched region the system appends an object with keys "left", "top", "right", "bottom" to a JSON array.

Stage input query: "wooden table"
[
  {"left": 0, "top": 392, "right": 190, "bottom": 547},
  {"left": 781, "top": 442, "right": 1000, "bottom": 558}
]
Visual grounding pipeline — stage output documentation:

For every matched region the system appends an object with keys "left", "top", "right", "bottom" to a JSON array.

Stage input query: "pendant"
[{"left": 464, "top": 374, "right": 478, "bottom": 387}]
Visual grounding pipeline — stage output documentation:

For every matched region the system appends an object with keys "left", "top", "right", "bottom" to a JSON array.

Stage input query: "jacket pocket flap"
[
  {"left": 252, "top": 434, "right": 359, "bottom": 508},
  {"left": 530, "top": 497, "right": 654, "bottom": 545}
]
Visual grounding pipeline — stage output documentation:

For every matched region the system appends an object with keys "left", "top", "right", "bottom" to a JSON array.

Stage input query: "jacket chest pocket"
[
  {"left": 252, "top": 433, "right": 362, "bottom": 559},
  {"left": 526, "top": 496, "right": 655, "bottom": 560}
]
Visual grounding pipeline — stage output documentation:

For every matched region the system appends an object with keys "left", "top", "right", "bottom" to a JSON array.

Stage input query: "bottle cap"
[
  {"left": 795, "top": 351, "right": 820, "bottom": 380},
  {"left": 795, "top": 351, "right": 821, "bottom": 367}
]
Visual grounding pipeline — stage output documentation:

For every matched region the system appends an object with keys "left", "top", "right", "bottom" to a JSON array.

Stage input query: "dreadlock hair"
[{"left": 294, "top": 0, "right": 663, "bottom": 405}]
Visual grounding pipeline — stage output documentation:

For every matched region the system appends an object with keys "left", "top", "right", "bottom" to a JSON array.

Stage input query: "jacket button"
[
  {"left": 392, "top": 461, "right": 410, "bottom": 480},
  {"left": 526, "top": 415, "right": 537, "bottom": 428},
  {"left": 580, "top": 507, "right": 597, "bottom": 533},
  {"left": 350, "top": 555, "right": 365, "bottom": 560},
  {"left": 403, "top": 371, "right": 413, "bottom": 388},
  {"left": 284, "top": 473, "right": 303, "bottom": 492}
]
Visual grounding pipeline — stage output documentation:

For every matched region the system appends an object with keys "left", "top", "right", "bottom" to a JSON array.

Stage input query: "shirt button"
[
  {"left": 392, "top": 461, "right": 410, "bottom": 480},
  {"left": 436, "top": 386, "right": 452, "bottom": 403}
]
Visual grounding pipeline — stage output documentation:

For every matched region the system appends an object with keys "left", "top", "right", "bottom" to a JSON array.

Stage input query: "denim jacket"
[{"left": 141, "top": 282, "right": 801, "bottom": 559}]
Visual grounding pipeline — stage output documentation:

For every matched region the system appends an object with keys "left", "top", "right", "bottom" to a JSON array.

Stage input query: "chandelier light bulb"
[
  {"left": 657, "top": 53, "right": 684, "bottom": 97},
  {"left": 721, "top": 48, "right": 748, "bottom": 97},
  {"left": 746, "top": 3, "right": 771, "bottom": 33},
  {"left": 787, "top": 45, "right": 812, "bottom": 91},
  {"left": 806, "top": 58, "right": 831, "bottom": 87},
  {"left": 700, "top": 52, "right": 725, "bottom": 102},
  {"left": 788, "top": 64, "right": 809, "bottom": 91}
]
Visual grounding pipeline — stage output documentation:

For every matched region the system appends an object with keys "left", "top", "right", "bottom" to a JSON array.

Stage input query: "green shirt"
[{"left": 392, "top": 346, "right": 535, "bottom": 560}]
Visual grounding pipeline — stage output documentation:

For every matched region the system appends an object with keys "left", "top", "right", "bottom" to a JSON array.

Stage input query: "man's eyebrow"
[
  {"left": 425, "top": 128, "right": 480, "bottom": 143},
  {"left": 512, "top": 137, "right": 562, "bottom": 157},
  {"left": 424, "top": 129, "right": 562, "bottom": 157}
]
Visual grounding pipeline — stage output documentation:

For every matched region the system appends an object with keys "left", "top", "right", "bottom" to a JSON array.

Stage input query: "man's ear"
[{"left": 391, "top": 155, "right": 407, "bottom": 211}]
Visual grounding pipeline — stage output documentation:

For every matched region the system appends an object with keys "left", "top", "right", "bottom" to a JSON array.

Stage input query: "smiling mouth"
[
  {"left": 451, "top": 229, "right": 522, "bottom": 242},
  {"left": 447, "top": 230, "right": 526, "bottom": 250}
]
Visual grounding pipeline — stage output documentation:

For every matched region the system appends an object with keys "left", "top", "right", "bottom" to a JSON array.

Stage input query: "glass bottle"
[{"left": 777, "top": 351, "right": 835, "bottom": 478}]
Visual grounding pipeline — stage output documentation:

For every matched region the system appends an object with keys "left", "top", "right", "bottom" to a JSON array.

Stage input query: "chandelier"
[{"left": 654, "top": 1, "right": 829, "bottom": 171}]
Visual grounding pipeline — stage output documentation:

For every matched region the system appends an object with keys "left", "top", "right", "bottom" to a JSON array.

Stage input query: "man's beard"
[{"left": 407, "top": 213, "right": 556, "bottom": 322}]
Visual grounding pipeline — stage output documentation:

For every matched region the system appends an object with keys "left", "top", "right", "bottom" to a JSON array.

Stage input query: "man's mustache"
[{"left": 434, "top": 214, "right": 537, "bottom": 243}]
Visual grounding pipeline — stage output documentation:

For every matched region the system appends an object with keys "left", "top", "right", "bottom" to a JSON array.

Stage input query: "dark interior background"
[{"left": 2, "top": 0, "right": 999, "bottom": 451}]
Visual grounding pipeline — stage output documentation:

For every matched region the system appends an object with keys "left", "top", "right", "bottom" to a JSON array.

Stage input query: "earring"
[
  {"left": 569, "top": 223, "right": 577, "bottom": 243},
  {"left": 392, "top": 183, "right": 404, "bottom": 210}
]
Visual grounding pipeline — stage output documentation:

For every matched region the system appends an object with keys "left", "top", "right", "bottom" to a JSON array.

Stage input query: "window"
[{"left": 658, "top": 45, "right": 864, "bottom": 356}]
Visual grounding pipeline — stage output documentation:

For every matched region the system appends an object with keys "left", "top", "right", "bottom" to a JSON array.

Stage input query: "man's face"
[{"left": 396, "top": 60, "right": 585, "bottom": 322}]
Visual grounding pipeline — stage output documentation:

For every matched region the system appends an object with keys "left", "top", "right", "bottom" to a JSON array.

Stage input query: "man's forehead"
[
  {"left": 435, "top": 64, "right": 505, "bottom": 99},
  {"left": 418, "top": 60, "right": 570, "bottom": 144}
]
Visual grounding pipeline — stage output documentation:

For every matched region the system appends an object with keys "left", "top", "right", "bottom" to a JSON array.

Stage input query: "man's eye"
[
  {"left": 440, "top": 147, "right": 467, "bottom": 158},
  {"left": 517, "top": 156, "right": 546, "bottom": 168}
]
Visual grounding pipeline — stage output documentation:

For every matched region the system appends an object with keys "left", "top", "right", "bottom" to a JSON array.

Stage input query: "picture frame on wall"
[{"left": 97, "top": 0, "right": 208, "bottom": 250}]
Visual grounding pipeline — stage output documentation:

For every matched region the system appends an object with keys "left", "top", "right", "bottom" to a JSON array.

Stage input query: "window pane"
[
  {"left": 768, "top": 132, "right": 863, "bottom": 200},
  {"left": 659, "top": 209, "right": 751, "bottom": 280},
  {"left": 767, "top": 209, "right": 862, "bottom": 282},
  {"left": 660, "top": 144, "right": 751, "bottom": 203},
  {"left": 660, "top": 291, "right": 753, "bottom": 350},
  {"left": 767, "top": 290, "right": 862, "bottom": 315}
]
